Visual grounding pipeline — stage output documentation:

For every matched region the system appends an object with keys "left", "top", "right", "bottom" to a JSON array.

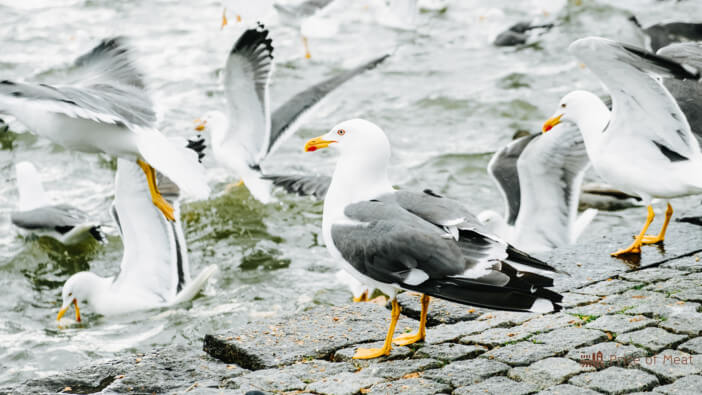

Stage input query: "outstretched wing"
[
  {"left": 262, "top": 173, "right": 331, "bottom": 199},
  {"left": 332, "top": 199, "right": 562, "bottom": 312},
  {"left": 486, "top": 134, "right": 539, "bottom": 226},
  {"left": 569, "top": 37, "right": 700, "bottom": 161},
  {"left": 268, "top": 53, "right": 389, "bottom": 156},
  {"left": 11, "top": 204, "right": 90, "bottom": 231},
  {"left": 223, "top": 24, "right": 274, "bottom": 166}
]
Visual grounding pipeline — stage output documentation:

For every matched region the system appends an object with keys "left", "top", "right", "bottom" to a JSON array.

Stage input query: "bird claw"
[
  {"left": 641, "top": 234, "right": 664, "bottom": 244},
  {"left": 611, "top": 244, "right": 641, "bottom": 256},
  {"left": 353, "top": 347, "right": 390, "bottom": 359},
  {"left": 392, "top": 332, "right": 424, "bottom": 346}
]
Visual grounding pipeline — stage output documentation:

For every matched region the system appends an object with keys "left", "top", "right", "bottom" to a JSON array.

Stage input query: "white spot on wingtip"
[
  {"left": 443, "top": 225, "right": 459, "bottom": 241},
  {"left": 404, "top": 268, "right": 429, "bottom": 286},
  {"left": 529, "top": 298, "right": 554, "bottom": 313}
]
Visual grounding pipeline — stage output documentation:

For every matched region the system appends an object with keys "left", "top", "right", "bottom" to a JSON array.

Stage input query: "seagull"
[
  {"left": 11, "top": 161, "right": 104, "bottom": 245},
  {"left": 195, "top": 25, "right": 388, "bottom": 203},
  {"left": 274, "top": 0, "right": 337, "bottom": 59},
  {"left": 304, "top": 118, "right": 563, "bottom": 359},
  {"left": 0, "top": 37, "right": 210, "bottom": 222},
  {"left": 57, "top": 138, "right": 217, "bottom": 322},
  {"left": 478, "top": 123, "right": 597, "bottom": 253},
  {"left": 542, "top": 37, "right": 702, "bottom": 256}
]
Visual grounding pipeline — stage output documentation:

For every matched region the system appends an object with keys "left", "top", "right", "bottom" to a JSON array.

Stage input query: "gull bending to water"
[
  {"left": 479, "top": 123, "right": 597, "bottom": 253},
  {"left": 543, "top": 37, "right": 702, "bottom": 256},
  {"left": 304, "top": 119, "right": 563, "bottom": 359},
  {"left": 0, "top": 37, "right": 209, "bottom": 222},
  {"left": 57, "top": 138, "right": 217, "bottom": 322},
  {"left": 195, "top": 25, "right": 388, "bottom": 203},
  {"left": 11, "top": 161, "right": 104, "bottom": 245}
]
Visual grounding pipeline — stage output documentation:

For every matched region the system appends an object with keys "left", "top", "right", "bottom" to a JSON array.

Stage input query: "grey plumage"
[
  {"left": 262, "top": 173, "right": 330, "bottom": 199},
  {"left": 11, "top": 204, "right": 103, "bottom": 242},
  {"left": 274, "top": 0, "right": 335, "bottom": 20}
]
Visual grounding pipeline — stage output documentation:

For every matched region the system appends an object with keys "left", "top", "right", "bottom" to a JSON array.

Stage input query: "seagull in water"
[
  {"left": 0, "top": 37, "right": 209, "bottom": 222},
  {"left": 478, "top": 123, "right": 597, "bottom": 253},
  {"left": 57, "top": 138, "right": 217, "bottom": 322},
  {"left": 11, "top": 161, "right": 104, "bottom": 245},
  {"left": 304, "top": 119, "right": 563, "bottom": 359},
  {"left": 543, "top": 37, "right": 702, "bottom": 256},
  {"left": 195, "top": 25, "right": 388, "bottom": 203}
]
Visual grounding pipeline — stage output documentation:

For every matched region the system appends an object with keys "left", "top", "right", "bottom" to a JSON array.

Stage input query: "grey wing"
[
  {"left": 658, "top": 43, "right": 702, "bottom": 146},
  {"left": 333, "top": 200, "right": 562, "bottom": 312},
  {"left": 645, "top": 23, "right": 702, "bottom": 52},
  {"left": 486, "top": 134, "right": 539, "bottom": 225},
  {"left": 261, "top": 173, "right": 330, "bottom": 199},
  {"left": 223, "top": 25, "right": 274, "bottom": 166},
  {"left": 513, "top": 123, "right": 590, "bottom": 247},
  {"left": 569, "top": 37, "right": 700, "bottom": 160},
  {"left": 274, "top": 0, "right": 336, "bottom": 19},
  {"left": 268, "top": 54, "right": 389, "bottom": 156},
  {"left": 11, "top": 204, "right": 90, "bottom": 230}
]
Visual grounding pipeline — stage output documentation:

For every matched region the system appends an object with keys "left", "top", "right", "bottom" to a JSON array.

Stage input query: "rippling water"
[{"left": 1, "top": 0, "right": 700, "bottom": 386}]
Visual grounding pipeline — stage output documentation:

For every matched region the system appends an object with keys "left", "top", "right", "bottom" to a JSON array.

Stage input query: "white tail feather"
[
  {"left": 170, "top": 264, "right": 218, "bottom": 306},
  {"left": 134, "top": 128, "right": 210, "bottom": 199},
  {"left": 571, "top": 208, "right": 598, "bottom": 243}
]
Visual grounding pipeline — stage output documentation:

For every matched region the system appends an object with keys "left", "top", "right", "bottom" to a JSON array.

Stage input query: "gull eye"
[
  {"left": 561, "top": 103, "right": 567, "bottom": 108},
  {"left": 337, "top": 129, "right": 346, "bottom": 136},
  {"left": 68, "top": 292, "right": 72, "bottom": 297}
]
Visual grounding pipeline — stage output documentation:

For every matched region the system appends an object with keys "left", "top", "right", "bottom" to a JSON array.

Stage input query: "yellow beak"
[
  {"left": 57, "top": 299, "right": 81, "bottom": 322},
  {"left": 304, "top": 136, "right": 336, "bottom": 152},
  {"left": 542, "top": 114, "right": 563, "bottom": 133},
  {"left": 194, "top": 119, "right": 206, "bottom": 132}
]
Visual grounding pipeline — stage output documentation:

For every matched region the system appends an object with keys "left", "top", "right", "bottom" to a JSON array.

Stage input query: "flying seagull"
[
  {"left": 57, "top": 138, "right": 216, "bottom": 322},
  {"left": 479, "top": 123, "right": 597, "bottom": 252},
  {"left": 0, "top": 37, "right": 209, "bottom": 222},
  {"left": 11, "top": 161, "right": 104, "bottom": 245},
  {"left": 543, "top": 37, "right": 702, "bottom": 256},
  {"left": 195, "top": 24, "right": 388, "bottom": 203},
  {"left": 304, "top": 118, "right": 563, "bottom": 359}
]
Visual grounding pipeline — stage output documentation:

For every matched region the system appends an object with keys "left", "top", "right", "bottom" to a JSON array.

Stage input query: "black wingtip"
[
  {"left": 89, "top": 226, "right": 106, "bottom": 243},
  {"left": 622, "top": 43, "right": 700, "bottom": 80},
  {"left": 186, "top": 135, "right": 207, "bottom": 163},
  {"left": 231, "top": 22, "right": 274, "bottom": 60}
]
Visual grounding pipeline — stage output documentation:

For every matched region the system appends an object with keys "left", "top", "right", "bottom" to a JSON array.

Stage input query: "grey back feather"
[
  {"left": 11, "top": 204, "right": 90, "bottom": 229},
  {"left": 262, "top": 173, "right": 330, "bottom": 199}
]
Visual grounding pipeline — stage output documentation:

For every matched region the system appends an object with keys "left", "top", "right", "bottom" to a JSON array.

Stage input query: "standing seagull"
[
  {"left": 542, "top": 37, "right": 702, "bottom": 256},
  {"left": 11, "top": 162, "right": 104, "bottom": 245},
  {"left": 0, "top": 37, "right": 210, "bottom": 222},
  {"left": 195, "top": 25, "right": 388, "bottom": 203},
  {"left": 479, "top": 123, "right": 597, "bottom": 252},
  {"left": 57, "top": 139, "right": 217, "bottom": 322},
  {"left": 304, "top": 119, "right": 563, "bottom": 359}
]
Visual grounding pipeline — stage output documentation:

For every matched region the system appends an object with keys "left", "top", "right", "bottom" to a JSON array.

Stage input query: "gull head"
[
  {"left": 194, "top": 111, "right": 227, "bottom": 134},
  {"left": 57, "top": 272, "right": 101, "bottom": 323},
  {"left": 304, "top": 118, "right": 390, "bottom": 160},
  {"left": 542, "top": 90, "right": 602, "bottom": 133}
]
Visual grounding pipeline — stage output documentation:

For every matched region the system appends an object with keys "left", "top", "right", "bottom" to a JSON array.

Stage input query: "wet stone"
[
  {"left": 422, "top": 358, "right": 510, "bottom": 388},
  {"left": 536, "top": 384, "right": 602, "bottom": 394},
  {"left": 460, "top": 327, "right": 532, "bottom": 346},
  {"left": 616, "top": 328, "right": 688, "bottom": 352},
  {"left": 652, "top": 375, "right": 702, "bottom": 394},
  {"left": 367, "top": 377, "right": 451, "bottom": 395},
  {"left": 677, "top": 337, "right": 702, "bottom": 354},
  {"left": 227, "top": 360, "right": 355, "bottom": 390},
  {"left": 13, "top": 346, "right": 248, "bottom": 394},
  {"left": 671, "top": 288, "right": 702, "bottom": 303},
  {"left": 333, "top": 341, "right": 413, "bottom": 362},
  {"left": 364, "top": 358, "right": 442, "bottom": 380},
  {"left": 224, "top": 370, "right": 306, "bottom": 392},
  {"left": 560, "top": 292, "right": 601, "bottom": 308},
  {"left": 566, "top": 342, "right": 647, "bottom": 369},
  {"left": 453, "top": 376, "right": 538, "bottom": 395},
  {"left": 633, "top": 349, "right": 702, "bottom": 382},
  {"left": 413, "top": 343, "right": 486, "bottom": 362},
  {"left": 568, "top": 302, "right": 625, "bottom": 317},
  {"left": 585, "top": 314, "right": 656, "bottom": 334},
  {"left": 568, "top": 366, "right": 659, "bottom": 394},
  {"left": 659, "top": 312, "right": 702, "bottom": 336},
  {"left": 646, "top": 272, "right": 702, "bottom": 295},
  {"left": 660, "top": 256, "right": 702, "bottom": 272},
  {"left": 425, "top": 313, "right": 516, "bottom": 344},
  {"left": 203, "top": 303, "right": 416, "bottom": 369},
  {"left": 306, "top": 371, "right": 384, "bottom": 395},
  {"left": 396, "top": 292, "right": 484, "bottom": 326},
  {"left": 530, "top": 327, "right": 608, "bottom": 349},
  {"left": 576, "top": 279, "right": 642, "bottom": 296},
  {"left": 508, "top": 357, "right": 595, "bottom": 390},
  {"left": 481, "top": 341, "right": 565, "bottom": 366},
  {"left": 620, "top": 268, "right": 686, "bottom": 283}
]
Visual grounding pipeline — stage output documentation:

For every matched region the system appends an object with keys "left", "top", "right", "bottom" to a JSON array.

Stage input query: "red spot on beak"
[
  {"left": 544, "top": 124, "right": 553, "bottom": 132},
  {"left": 307, "top": 146, "right": 317, "bottom": 152}
]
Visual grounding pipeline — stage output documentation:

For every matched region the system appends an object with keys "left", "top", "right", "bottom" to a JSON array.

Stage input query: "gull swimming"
[
  {"left": 195, "top": 25, "right": 388, "bottom": 203},
  {"left": 478, "top": 123, "right": 597, "bottom": 253},
  {"left": 57, "top": 138, "right": 217, "bottom": 322},
  {"left": 11, "top": 161, "right": 104, "bottom": 245},
  {"left": 0, "top": 37, "right": 210, "bottom": 222},
  {"left": 304, "top": 118, "right": 563, "bottom": 359},
  {"left": 543, "top": 36, "right": 702, "bottom": 256}
]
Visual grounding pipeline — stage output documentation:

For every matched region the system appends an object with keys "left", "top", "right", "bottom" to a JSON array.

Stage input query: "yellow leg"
[
  {"left": 302, "top": 36, "right": 311, "bottom": 59},
  {"left": 221, "top": 8, "right": 228, "bottom": 29},
  {"left": 393, "top": 294, "right": 430, "bottom": 346},
  {"left": 353, "top": 298, "right": 400, "bottom": 359},
  {"left": 353, "top": 290, "right": 369, "bottom": 303},
  {"left": 611, "top": 205, "right": 655, "bottom": 256},
  {"left": 137, "top": 159, "right": 175, "bottom": 221},
  {"left": 642, "top": 203, "right": 673, "bottom": 244}
]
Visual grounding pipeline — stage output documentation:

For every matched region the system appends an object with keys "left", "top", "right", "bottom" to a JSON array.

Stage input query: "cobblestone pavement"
[{"left": 11, "top": 222, "right": 702, "bottom": 394}]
